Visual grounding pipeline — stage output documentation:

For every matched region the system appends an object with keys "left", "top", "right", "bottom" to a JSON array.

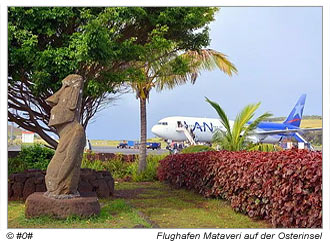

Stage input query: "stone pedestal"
[{"left": 25, "top": 192, "right": 100, "bottom": 219}]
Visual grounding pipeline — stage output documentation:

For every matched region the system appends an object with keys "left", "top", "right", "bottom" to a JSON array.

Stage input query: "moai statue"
[{"left": 44, "top": 74, "right": 86, "bottom": 198}]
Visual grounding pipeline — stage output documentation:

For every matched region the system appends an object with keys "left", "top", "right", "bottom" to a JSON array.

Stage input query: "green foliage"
[
  {"left": 19, "top": 144, "right": 54, "bottom": 170},
  {"left": 206, "top": 97, "right": 273, "bottom": 151},
  {"left": 8, "top": 144, "right": 54, "bottom": 175},
  {"left": 128, "top": 155, "right": 167, "bottom": 182},
  {"left": 122, "top": 7, "right": 236, "bottom": 173},
  {"left": 8, "top": 7, "right": 220, "bottom": 98},
  {"left": 124, "top": 7, "right": 224, "bottom": 99},
  {"left": 8, "top": 157, "right": 26, "bottom": 176},
  {"left": 81, "top": 159, "right": 106, "bottom": 171},
  {"left": 246, "top": 143, "right": 283, "bottom": 152},
  {"left": 9, "top": 7, "right": 145, "bottom": 96},
  {"left": 180, "top": 145, "right": 214, "bottom": 154},
  {"left": 20, "top": 144, "right": 54, "bottom": 170},
  {"left": 8, "top": 7, "right": 223, "bottom": 149},
  {"left": 81, "top": 154, "right": 167, "bottom": 181},
  {"left": 81, "top": 157, "right": 131, "bottom": 180},
  {"left": 106, "top": 159, "right": 133, "bottom": 179}
]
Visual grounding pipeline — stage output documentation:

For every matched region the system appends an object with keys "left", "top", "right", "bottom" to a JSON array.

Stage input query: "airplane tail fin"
[{"left": 283, "top": 94, "right": 306, "bottom": 127}]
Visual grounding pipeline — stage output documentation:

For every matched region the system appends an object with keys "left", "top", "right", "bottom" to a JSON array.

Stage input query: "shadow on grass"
[{"left": 8, "top": 181, "right": 270, "bottom": 228}]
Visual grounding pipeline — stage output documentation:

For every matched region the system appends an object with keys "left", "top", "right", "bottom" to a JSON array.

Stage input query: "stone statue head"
[{"left": 46, "top": 74, "right": 84, "bottom": 127}]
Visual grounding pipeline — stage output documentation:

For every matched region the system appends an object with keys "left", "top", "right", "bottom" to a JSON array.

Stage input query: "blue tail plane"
[{"left": 283, "top": 94, "right": 306, "bottom": 127}]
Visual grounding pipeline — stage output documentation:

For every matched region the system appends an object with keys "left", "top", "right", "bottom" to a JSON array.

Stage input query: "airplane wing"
[{"left": 253, "top": 128, "right": 322, "bottom": 136}]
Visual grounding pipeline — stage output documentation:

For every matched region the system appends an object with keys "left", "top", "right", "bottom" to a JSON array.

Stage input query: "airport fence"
[{"left": 157, "top": 149, "right": 322, "bottom": 228}]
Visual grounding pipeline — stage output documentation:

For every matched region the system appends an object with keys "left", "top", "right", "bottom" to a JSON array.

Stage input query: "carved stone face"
[{"left": 46, "top": 74, "right": 84, "bottom": 127}]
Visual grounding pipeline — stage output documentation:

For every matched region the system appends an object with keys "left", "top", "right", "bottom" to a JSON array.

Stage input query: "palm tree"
[
  {"left": 205, "top": 97, "right": 279, "bottom": 151},
  {"left": 131, "top": 49, "right": 237, "bottom": 172}
]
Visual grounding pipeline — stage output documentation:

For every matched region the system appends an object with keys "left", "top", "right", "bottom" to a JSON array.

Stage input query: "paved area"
[{"left": 8, "top": 145, "right": 21, "bottom": 152}]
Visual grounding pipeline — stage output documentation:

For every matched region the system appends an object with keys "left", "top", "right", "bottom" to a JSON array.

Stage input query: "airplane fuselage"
[
  {"left": 151, "top": 94, "right": 318, "bottom": 148},
  {"left": 151, "top": 116, "right": 301, "bottom": 144}
]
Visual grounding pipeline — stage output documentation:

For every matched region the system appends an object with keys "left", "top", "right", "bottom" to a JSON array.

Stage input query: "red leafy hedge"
[{"left": 157, "top": 149, "right": 322, "bottom": 228}]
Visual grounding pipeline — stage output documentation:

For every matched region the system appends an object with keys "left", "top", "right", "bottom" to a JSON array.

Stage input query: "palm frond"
[
  {"left": 206, "top": 98, "right": 276, "bottom": 152},
  {"left": 154, "top": 49, "right": 237, "bottom": 91},
  {"left": 231, "top": 103, "right": 260, "bottom": 148},
  {"left": 205, "top": 97, "right": 232, "bottom": 136},
  {"left": 212, "top": 129, "right": 232, "bottom": 150},
  {"left": 183, "top": 49, "right": 237, "bottom": 76},
  {"left": 241, "top": 111, "right": 273, "bottom": 140}
]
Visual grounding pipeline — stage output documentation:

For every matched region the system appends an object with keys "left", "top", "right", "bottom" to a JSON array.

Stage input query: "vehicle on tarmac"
[
  {"left": 117, "top": 142, "right": 128, "bottom": 149},
  {"left": 146, "top": 142, "right": 161, "bottom": 150},
  {"left": 127, "top": 140, "right": 136, "bottom": 148},
  {"left": 117, "top": 140, "right": 139, "bottom": 149}
]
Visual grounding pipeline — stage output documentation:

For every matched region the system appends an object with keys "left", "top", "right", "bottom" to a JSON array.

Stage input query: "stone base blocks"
[
  {"left": 9, "top": 168, "right": 114, "bottom": 201},
  {"left": 25, "top": 192, "right": 100, "bottom": 219}
]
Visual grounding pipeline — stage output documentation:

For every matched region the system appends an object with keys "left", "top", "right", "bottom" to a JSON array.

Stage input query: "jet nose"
[{"left": 151, "top": 124, "right": 160, "bottom": 136}]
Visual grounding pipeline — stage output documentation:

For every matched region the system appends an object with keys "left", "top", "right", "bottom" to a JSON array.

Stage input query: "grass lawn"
[
  {"left": 8, "top": 199, "right": 151, "bottom": 229},
  {"left": 8, "top": 182, "right": 270, "bottom": 228}
]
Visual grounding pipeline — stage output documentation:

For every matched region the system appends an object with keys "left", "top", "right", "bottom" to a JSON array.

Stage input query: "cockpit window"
[{"left": 158, "top": 122, "right": 168, "bottom": 125}]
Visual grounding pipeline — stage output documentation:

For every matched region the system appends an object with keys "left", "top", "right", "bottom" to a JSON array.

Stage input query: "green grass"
[
  {"left": 180, "top": 145, "right": 214, "bottom": 154},
  {"left": 116, "top": 182, "right": 270, "bottom": 228},
  {"left": 8, "top": 199, "right": 151, "bottom": 228},
  {"left": 8, "top": 182, "right": 270, "bottom": 228}
]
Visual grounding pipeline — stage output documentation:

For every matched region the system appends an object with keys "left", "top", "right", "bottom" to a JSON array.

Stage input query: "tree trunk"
[{"left": 138, "top": 97, "right": 147, "bottom": 173}]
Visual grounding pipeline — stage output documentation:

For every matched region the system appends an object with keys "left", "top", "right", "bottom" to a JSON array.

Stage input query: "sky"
[{"left": 86, "top": 7, "right": 322, "bottom": 141}]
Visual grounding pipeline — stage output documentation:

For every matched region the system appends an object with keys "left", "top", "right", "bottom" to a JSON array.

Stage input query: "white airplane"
[{"left": 151, "top": 94, "right": 321, "bottom": 149}]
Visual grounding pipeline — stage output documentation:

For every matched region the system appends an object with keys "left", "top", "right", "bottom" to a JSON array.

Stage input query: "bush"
[
  {"left": 246, "top": 143, "right": 282, "bottom": 151},
  {"left": 128, "top": 154, "right": 167, "bottom": 182},
  {"left": 8, "top": 157, "right": 26, "bottom": 175},
  {"left": 19, "top": 144, "right": 54, "bottom": 170},
  {"left": 81, "top": 157, "right": 131, "bottom": 180},
  {"left": 157, "top": 149, "right": 322, "bottom": 228},
  {"left": 8, "top": 144, "right": 54, "bottom": 175},
  {"left": 8, "top": 145, "right": 167, "bottom": 182},
  {"left": 180, "top": 145, "right": 214, "bottom": 154},
  {"left": 81, "top": 159, "right": 106, "bottom": 171},
  {"left": 82, "top": 154, "right": 168, "bottom": 182}
]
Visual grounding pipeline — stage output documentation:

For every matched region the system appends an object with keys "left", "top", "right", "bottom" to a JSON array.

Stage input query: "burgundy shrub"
[{"left": 157, "top": 149, "right": 322, "bottom": 228}]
